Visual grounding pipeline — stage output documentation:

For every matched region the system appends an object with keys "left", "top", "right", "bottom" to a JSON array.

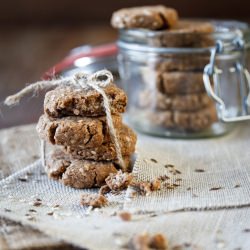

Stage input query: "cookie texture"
[
  {"left": 105, "top": 170, "right": 133, "bottom": 191},
  {"left": 46, "top": 150, "right": 132, "bottom": 189},
  {"left": 111, "top": 5, "right": 178, "bottom": 30},
  {"left": 44, "top": 85, "right": 127, "bottom": 118},
  {"left": 156, "top": 71, "right": 205, "bottom": 94},
  {"left": 36, "top": 114, "right": 122, "bottom": 148},
  {"left": 64, "top": 125, "right": 137, "bottom": 161},
  {"left": 147, "top": 105, "right": 217, "bottom": 131},
  {"left": 149, "top": 20, "right": 214, "bottom": 47},
  {"left": 139, "top": 90, "right": 212, "bottom": 111}
]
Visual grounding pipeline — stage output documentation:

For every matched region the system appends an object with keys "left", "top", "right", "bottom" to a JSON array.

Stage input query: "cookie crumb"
[
  {"left": 149, "top": 233, "right": 168, "bottom": 250},
  {"left": 118, "top": 211, "right": 132, "bottom": 221},
  {"left": 80, "top": 193, "right": 108, "bottom": 208},
  {"left": 151, "top": 179, "right": 161, "bottom": 191},
  {"left": 105, "top": 170, "right": 133, "bottom": 191},
  {"left": 130, "top": 232, "right": 168, "bottom": 250},
  {"left": 131, "top": 178, "right": 161, "bottom": 196},
  {"left": 99, "top": 185, "right": 111, "bottom": 195}
]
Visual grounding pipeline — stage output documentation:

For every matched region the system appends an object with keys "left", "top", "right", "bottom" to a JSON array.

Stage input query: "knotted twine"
[{"left": 4, "top": 70, "right": 125, "bottom": 169}]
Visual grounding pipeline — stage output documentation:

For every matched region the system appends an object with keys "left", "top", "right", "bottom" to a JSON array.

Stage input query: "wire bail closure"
[{"left": 203, "top": 39, "right": 250, "bottom": 122}]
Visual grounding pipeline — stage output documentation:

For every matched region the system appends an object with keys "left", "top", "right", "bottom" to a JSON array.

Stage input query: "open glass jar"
[{"left": 117, "top": 20, "right": 250, "bottom": 138}]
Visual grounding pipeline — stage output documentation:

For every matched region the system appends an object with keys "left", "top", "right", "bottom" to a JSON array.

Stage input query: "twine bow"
[{"left": 5, "top": 70, "right": 125, "bottom": 169}]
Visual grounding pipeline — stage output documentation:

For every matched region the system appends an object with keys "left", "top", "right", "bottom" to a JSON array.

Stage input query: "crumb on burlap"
[
  {"left": 105, "top": 170, "right": 133, "bottom": 191},
  {"left": 99, "top": 184, "right": 111, "bottom": 195},
  {"left": 131, "top": 179, "right": 161, "bottom": 196},
  {"left": 118, "top": 211, "right": 132, "bottom": 221},
  {"left": 130, "top": 232, "right": 168, "bottom": 250},
  {"left": 80, "top": 193, "right": 108, "bottom": 208}
]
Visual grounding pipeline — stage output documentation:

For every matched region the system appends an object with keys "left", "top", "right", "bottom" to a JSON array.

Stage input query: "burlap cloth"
[{"left": 1, "top": 123, "right": 250, "bottom": 249}]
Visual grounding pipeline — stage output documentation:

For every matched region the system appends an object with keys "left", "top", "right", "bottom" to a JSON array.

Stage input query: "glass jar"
[{"left": 117, "top": 20, "right": 250, "bottom": 138}]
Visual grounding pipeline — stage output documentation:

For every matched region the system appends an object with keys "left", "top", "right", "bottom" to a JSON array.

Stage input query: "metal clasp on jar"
[{"left": 203, "top": 39, "right": 250, "bottom": 122}]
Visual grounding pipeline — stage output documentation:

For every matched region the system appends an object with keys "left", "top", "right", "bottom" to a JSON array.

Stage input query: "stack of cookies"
[
  {"left": 36, "top": 83, "right": 137, "bottom": 189},
  {"left": 111, "top": 5, "right": 217, "bottom": 132}
]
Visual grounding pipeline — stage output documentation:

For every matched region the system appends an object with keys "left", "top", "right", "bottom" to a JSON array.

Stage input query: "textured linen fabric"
[{"left": 0, "top": 123, "right": 250, "bottom": 249}]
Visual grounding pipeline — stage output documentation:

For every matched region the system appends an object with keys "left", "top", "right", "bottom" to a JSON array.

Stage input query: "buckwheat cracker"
[
  {"left": 111, "top": 5, "right": 178, "bottom": 30},
  {"left": 36, "top": 114, "right": 122, "bottom": 148},
  {"left": 44, "top": 85, "right": 127, "bottom": 118}
]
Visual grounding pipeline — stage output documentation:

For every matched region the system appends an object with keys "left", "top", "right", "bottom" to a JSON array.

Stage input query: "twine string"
[{"left": 4, "top": 70, "right": 125, "bottom": 168}]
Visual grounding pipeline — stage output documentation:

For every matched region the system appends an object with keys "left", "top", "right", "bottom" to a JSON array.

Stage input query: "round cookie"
[
  {"left": 147, "top": 105, "right": 217, "bottom": 131},
  {"left": 149, "top": 20, "right": 215, "bottom": 48},
  {"left": 46, "top": 150, "right": 132, "bottom": 189},
  {"left": 156, "top": 71, "right": 206, "bottom": 94},
  {"left": 139, "top": 90, "right": 212, "bottom": 111},
  {"left": 36, "top": 114, "right": 122, "bottom": 148},
  {"left": 111, "top": 5, "right": 178, "bottom": 30},
  {"left": 44, "top": 84, "right": 127, "bottom": 118},
  {"left": 64, "top": 125, "right": 137, "bottom": 161}
]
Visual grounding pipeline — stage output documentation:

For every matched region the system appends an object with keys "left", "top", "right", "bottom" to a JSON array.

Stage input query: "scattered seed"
[
  {"left": 243, "top": 228, "right": 250, "bottom": 233},
  {"left": 33, "top": 201, "right": 42, "bottom": 207},
  {"left": 53, "top": 204, "right": 60, "bottom": 208},
  {"left": 184, "top": 242, "right": 192, "bottom": 247},
  {"left": 36, "top": 198, "right": 42, "bottom": 202},
  {"left": 234, "top": 184, "right": 241, "bottom": 188},
  {"left": 187, "top": 187, "right": 191, "bottom": 191},
  {"left": 175, "top": 178, "right": 182, "bottom": 182},
  {"left": 192, "top": 194, "right": 198, "bottom": 198},
  {"left": 149, "top": 213, "right": 158, "bottom": 217},
  {"left": 209, "top": 187, "right": 223, "bottom": 191},
  {"left": 26, "top": 172, "right": 33, "bottom": 176},
  {"left": 47, "top": 212, "right": 54, "bottom": 216},
  {"left": 172, "top": 183, "right": 180, "bottom": 187},
  {"left": 164, "top": 164, "right": 174, "bottom": 168},
  {"left": 29, "top": 209, "right": 37, "bottom": 213},
  {"left": 4, "top": 208, "right": 11, "bottom": 212},
  {"left": 157, "top": 175, "right": 170, "bottom": 181},
  {"left": 195, "top": 169, "right": 205, "bottom": 173},
  {"left": 18, "top": 177, "right": 28, "bottom": 182},
  {"left": 150, "top": 158, "right": 158, "bottom": 163}
]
